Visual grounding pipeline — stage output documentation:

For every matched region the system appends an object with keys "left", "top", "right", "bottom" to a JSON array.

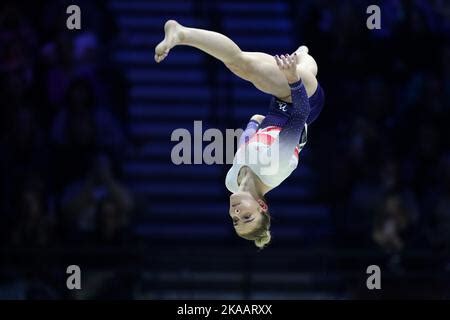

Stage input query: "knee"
[
  {"left": 304, "top": 55, "right": 318, "bottom": 76},
  {"left": 296, "top": 68, "right": 318, "bottom": 97}
]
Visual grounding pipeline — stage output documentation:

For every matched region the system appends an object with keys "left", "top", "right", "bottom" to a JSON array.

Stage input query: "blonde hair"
[
  {"left": 254, "top": 229, "right": 271, "bottom": 249},
  {"left": 238, "top": 211, "right": 272, "bottom": 249}
]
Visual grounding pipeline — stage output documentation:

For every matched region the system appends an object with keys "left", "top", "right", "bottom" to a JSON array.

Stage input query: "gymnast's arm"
[
  {"left": 274, "top": 53, "right": 311, "bottom": 159},
  {"left": 277, "top": 80, "right": 311, "bottom": 160},
  {"left": 238, "top": 114, "right": 265, "bottom": 148}
]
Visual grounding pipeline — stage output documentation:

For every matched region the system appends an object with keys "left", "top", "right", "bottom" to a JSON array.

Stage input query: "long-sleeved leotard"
[
  {"left": 239, "top": 80, "right": 315, "bottom": 150},
  {"left": 238, "top": 119, "right": 260, "bottom": 147},
  {"left": 226, "top": 80, "right": 319, "bottom": 193},
  {"left": 277, "top": 80, "right": 311, "bottom": 165}
]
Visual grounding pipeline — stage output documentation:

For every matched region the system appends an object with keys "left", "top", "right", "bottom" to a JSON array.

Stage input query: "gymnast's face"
[{"left": 229, "top": 192, "right": 267, "bottom": 236}]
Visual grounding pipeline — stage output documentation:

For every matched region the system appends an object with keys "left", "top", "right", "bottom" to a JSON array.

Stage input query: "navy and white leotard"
[{"left": 225, "top": 82, "right": 325, "bottom": 193}]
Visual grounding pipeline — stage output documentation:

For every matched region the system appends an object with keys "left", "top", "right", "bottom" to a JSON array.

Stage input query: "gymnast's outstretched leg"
[{"left": 154, "top": 20, "right": 318, "bottom": 101}]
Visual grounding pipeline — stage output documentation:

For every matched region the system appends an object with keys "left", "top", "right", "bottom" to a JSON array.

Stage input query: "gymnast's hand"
[{"left": 275, "top": 53, "right": 300, "bottom": 84}]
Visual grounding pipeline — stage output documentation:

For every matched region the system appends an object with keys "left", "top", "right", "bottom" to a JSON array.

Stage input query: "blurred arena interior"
[{"left": 0, "top": 0, "right": 450, "bottom": 299}]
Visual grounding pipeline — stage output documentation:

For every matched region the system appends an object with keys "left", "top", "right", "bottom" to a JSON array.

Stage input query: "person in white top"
[{"left": 155, "top": 20, "right": 324, "bottom": 249}]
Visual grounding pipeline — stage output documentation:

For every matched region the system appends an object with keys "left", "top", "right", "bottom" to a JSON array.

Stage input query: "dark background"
[{"left": 0, "top": 0, "right": 449, "bottom": 299}]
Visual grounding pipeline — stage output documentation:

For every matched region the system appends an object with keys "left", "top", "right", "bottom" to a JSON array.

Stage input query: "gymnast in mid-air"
[{"left": 155, "top": 20, "right": 325, "bottom": 249}]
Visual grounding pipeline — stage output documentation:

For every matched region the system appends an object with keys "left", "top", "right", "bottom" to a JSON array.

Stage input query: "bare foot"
[{"left": 154, "top": 20, "right": 184, "bottom": 63}]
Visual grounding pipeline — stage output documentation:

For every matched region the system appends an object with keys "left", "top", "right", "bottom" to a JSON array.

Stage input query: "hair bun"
[{"left": 254, "top": 230, "right": 271, "bottom": 249}]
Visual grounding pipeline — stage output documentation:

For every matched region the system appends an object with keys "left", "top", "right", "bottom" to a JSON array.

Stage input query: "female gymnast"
[{"left": 155, "top": 20, "right": 325, "bottom": 249}]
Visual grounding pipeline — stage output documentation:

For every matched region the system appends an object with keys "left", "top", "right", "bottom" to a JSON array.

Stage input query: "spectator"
[
  {"left": 373, "top": 193, "right": 418, "bottom": 254},
  {"left": 9, "top": 179, "right": 54, "bottom": 247},
  {"left": 51, "top": 77, "right": 126, "bottom": 189},
  {"left": 60, "top": 155, "right": 133, "bottom": 244}
]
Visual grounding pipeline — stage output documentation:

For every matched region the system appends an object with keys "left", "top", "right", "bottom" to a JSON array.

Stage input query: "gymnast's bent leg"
[{"left": 154, "top": 20, "right": 317, "bottom": 101}]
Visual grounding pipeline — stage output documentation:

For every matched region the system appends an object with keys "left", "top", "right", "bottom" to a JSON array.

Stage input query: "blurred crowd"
[
  {"left": 301, "top": 0, "right": 450, "bottom": 269},
  {"left": 0, "top": 0, "right": 133, "bottom": 250}
]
